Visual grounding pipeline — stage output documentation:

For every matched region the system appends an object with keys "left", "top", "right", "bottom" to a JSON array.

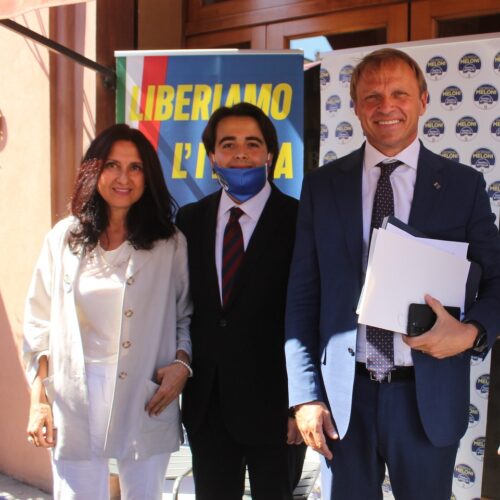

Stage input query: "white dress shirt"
[
  {"left": 215, "top": 181, "right": 272, "bottom": 303},
  {"left": 356, "top": 138, "right": 420, "bottom": 366}
]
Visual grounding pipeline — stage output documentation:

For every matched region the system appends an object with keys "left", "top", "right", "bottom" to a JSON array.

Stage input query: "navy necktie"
[
  {"left": 366, "top": 160, "right": 403, "bottom": 380},
  {"left": 222, "top": 207, "right": 244, "bottom": 307}
]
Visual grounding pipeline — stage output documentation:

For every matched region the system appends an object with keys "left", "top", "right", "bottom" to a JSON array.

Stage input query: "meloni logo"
[
  {"left": 339, "top": 65, "right": 354, "bottom": 88},
  {"left": 440, "top": 85, "right": 462, "bottom": 110},
  {"left": 422, "top": 117, "right": 444, "bottom": 142},
  {"left": 323, "top": 150, "right": 337, "bottom": 164},
  {"left": 471, "top": 437, "right": 485, "bottom": 461},
  {"left": 494, "top": 51, "right": 500, "bottom": 76},
  {"left": 335, "top": 121, "right": 353, "bottom": 144},
  {"left": 471, "top": 148, "right": 495, "bottom": 173},
  {"left": 440, "top": 148, "right": 460, "bottom": 162},
  {"left": 320, "top": 123, "right": 329, "bottom": 142},
  {"left": 458, "top": 53, "right": 481, "bottom": 78},
  {"left": 475, "top": 373, "right": 490, "bottom": 397},
  {"left": 325, "top": 94, "right": 341, "bottom": 117},
  {"left": 453, "top": 463, "right": 475, "bottom": 489},
  {"left": 491, "top": 117, "right": 500, "bottom": 142},
  {"left": 488, "top": 181, "right": 500, "bottom": 207},
  {"left": 455, "top": 116, "right": 478, "bottom": 141},
  {"left": 468, "top": 404, "right": 480, "bottom": 427},
  {"left": 320, "top": 67, "right": 331, "bottom": 88},
  {"left": 474, "top": 84, "right": 498, "bottom": 110},
  {"left": 426, "top": 56, "right": 448, "bottom": 81}
]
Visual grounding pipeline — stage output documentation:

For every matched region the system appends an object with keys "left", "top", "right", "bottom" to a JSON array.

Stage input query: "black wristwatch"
[{"left": 465, "top": 320, "right": 488, "bottom": 352}]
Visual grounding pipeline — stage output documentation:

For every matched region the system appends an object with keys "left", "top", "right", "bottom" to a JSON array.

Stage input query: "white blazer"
[{"left": 23, "top": 217, "right": 192, "bottom": 460}]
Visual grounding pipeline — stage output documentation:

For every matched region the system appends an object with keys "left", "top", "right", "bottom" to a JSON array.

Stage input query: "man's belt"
[{"left": 355, "top": 362, "right": 415, "bottom": 383}]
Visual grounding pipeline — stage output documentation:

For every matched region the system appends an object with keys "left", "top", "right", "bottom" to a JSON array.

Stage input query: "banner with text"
[{"left": 115, "top": 50, "right": 304, "bottom": 206}]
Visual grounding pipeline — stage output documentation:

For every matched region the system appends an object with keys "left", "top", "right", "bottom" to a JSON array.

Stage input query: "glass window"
[
  {"left": 290, "top": 29, "right": 386, "bottom": 62},
  {"left": 437, "top": 14, "right": 500, "bottom": 37},
  {"left": 290, "top": 36, "right": 332, "bottom": 62}
]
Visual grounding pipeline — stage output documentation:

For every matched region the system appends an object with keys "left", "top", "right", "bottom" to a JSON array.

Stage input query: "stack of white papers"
[{"left": 356, "top": 220, "right": 471, "bottom": 334}]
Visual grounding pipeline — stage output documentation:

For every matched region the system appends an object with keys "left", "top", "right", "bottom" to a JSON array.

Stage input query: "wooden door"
[
  {"left": 411, "top": 0, "right": 500, "bottom": 40},
  {"left": 266, "top": 2, "right": 408, "bottom": 49}
]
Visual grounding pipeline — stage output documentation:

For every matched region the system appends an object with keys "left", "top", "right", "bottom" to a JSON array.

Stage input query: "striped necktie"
[{"left": 222, "top": 207, "right": 244, "bottom": 307}]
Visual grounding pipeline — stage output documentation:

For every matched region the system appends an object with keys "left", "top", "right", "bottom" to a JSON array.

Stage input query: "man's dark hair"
[
  {"left": 350, "top": 48, "right": 428, "bottom": 103},
  {"left": 202, "top": 102, "right": 279, "bottom": 179},
  {"left": 68, "top": 123, "right": 177, "bottom": 253}
]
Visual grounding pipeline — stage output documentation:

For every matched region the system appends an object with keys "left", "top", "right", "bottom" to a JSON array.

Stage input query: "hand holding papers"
[{"left": 357, "top": 218, "right": 472, "bottom": 334}]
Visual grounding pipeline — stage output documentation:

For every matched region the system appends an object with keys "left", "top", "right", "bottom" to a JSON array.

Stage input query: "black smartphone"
[{"left": 407, "top": 303, "right": 461, "bottom": 336}]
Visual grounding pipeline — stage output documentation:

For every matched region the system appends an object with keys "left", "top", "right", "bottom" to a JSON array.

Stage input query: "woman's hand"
[
  {"left": 145, "top": 353, "right": 191, "bottom": 416},
  {"left": 27, "top": 401, "right": 55, "bottom": 448},
  {"left": 27, "top": 355, "right": 55, "bottom": 448}
]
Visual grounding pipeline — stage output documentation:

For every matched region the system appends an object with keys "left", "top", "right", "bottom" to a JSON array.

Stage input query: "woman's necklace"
[{"left": 95, "top": 240, "right": 131, "bottom": 271}]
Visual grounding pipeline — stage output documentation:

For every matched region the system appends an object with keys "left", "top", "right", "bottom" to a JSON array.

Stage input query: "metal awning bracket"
[{"left": 0, "top": 18, "right": 116, "bottom": 90}]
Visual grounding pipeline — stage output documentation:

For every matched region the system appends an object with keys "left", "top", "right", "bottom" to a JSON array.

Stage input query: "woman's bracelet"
[{"left": 173, "top": 358, "right": 193, "bottom": 378}]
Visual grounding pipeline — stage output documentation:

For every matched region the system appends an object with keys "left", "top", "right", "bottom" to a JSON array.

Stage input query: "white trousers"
[{"left": 52, "top": 363, "right": 170, "bottom": 500}]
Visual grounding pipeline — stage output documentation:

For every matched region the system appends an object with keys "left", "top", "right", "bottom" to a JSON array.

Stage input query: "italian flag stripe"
[{"left": 115, "top": 57, "right": 127, "bottom": 124}]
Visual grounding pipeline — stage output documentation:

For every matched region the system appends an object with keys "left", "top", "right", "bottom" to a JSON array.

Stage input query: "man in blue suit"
[{"left": 285, "top": 48, "right": 500, "bottom": 499}]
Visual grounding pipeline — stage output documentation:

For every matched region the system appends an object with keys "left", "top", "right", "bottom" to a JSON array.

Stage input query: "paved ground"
[
  {"left": 0, "top": 472, "right": 196, "bottom": 499},
  {"left": 0, "top": 474, "right": 50, "bottom": 500},
  {"left": 0, "top": 447, "right": 320, "bottom": 499}
]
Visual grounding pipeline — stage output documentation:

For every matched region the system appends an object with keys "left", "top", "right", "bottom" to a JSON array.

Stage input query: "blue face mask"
[{"left": 213, "top": 164, "right": 267, "bottom": 203}]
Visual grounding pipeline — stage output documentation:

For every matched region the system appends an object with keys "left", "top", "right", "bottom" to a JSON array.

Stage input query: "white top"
[
  {"left": 215, "top": 181, "right": 272, "bottom": 303},
  {"left": 356, "top": 138, "right": 420, "bottom": 366},
  {"left": 75, "top": 241, "right": 132, "bottom": 364}
]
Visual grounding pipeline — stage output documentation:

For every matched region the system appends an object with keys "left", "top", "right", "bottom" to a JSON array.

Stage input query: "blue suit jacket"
[{"left": 285, "top": 143, "right": 500, "bottom": 447}]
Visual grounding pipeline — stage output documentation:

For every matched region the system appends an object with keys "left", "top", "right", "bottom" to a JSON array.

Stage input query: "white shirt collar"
[
  {"left": 218, "top": 181, "right": 272, "bottom": 222},
  {"left": 364, "top": 138, "right": 421, "bottom": 172}
]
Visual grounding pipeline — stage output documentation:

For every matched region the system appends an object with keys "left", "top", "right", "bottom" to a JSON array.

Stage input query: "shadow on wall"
[{"left": 0, "top": 292, "right": 52, "bottom": 492}]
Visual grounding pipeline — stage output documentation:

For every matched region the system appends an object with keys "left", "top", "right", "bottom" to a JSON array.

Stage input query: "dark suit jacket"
[
  {"left": 285, "top": 143, "right": 500, "bottom": 447},
  {"left": 177, "top": 185, "right": 298, "bottom": 445}
]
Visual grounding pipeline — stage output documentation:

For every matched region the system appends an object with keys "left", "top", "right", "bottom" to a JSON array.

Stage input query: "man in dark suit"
[
  {"left": 285, "top": 48, "right": 500, "bottom": 499},
  {"left": 176, "top": 102, "right": 303, "bottom": 500}
]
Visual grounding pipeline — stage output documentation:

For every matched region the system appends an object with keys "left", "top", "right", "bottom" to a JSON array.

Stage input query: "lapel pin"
[{"left": 433, "top": 181, "right": 441, "bottom": 190}]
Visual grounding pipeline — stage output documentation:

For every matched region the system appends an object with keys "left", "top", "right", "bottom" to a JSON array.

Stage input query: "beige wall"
[
  {"left": 0, "top": 3, "right": 96, "bottom": 491},
  {"left": 0, "top": 0, "right": 181, "bottom": 489}
]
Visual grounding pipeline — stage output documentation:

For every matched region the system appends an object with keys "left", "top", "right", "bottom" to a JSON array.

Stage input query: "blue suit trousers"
[{"left": 321, "top": 374, "right": 459, "bottom": 500}]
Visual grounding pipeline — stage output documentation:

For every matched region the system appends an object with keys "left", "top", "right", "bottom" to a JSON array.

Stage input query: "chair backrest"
[
  {"left": 112, "top": 445, "right": 320, "bottom": 500},
  {"left": 242, "top": 456, "right": 320, "bottom": 500},
  {"left": 165, "top": 445, "right": 193, "bottom": 480}
]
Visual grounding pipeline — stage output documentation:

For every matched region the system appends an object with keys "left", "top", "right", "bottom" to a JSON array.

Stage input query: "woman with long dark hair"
[{"left": 24, "top": 124, "right": 192, "bottom": 499}]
